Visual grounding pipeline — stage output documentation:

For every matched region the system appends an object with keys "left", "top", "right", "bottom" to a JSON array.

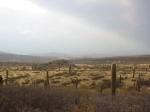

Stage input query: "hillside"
[
  {"left": 70, "top": 55, "right": 150, "bottom": 64},
  {"left": 33, "top": 59, "right": 76, "bottom": 70},
  {"left": 0, "top": 52, "right": 59, "bottom": 63}
]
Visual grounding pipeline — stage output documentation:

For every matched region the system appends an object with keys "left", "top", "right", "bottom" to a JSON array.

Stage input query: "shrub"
[{"left": 0, "top": 86, "right": 150, "bottom": 112}]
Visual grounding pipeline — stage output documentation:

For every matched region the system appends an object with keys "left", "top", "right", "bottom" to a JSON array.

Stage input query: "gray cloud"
[
  {"left": 0, "top": 0, "right": 150, "bottom": 55},
  {"left": 32, "top": 0, "right": 150, "bottom": 44}
]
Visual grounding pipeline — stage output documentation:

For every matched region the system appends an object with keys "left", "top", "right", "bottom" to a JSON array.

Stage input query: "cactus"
[
  {"left": 5, "top": 70, "right": 9, "bottom": 85},
  {"left": 6, "top": 70, "right": 8, "bottom": 79},
  {"left": 45, "top": 71, "right": 49, "bottom": 86},
  {"left": 69, "top": 66, "right": 72, "bottom": 74},
  {"left": 75, "top": 78, "right": 79, "bottom": 88},
  {"left": 0, "top": 76, "right": 3, "bottom": 86},
  {"left": 111, "top": 63, "right": 116, "bottom": 96},
  {"left": 119, "top": 74, "right": 121, "bottom": 83},
  {"left": 134, "top": 83, "right": 136, "bottom": 90},
  {"left": 137, "top": 73, "right": 141, "bottom": 92},
  {"left": 133, "top": 66, "right": 135, "bottom": 78}
]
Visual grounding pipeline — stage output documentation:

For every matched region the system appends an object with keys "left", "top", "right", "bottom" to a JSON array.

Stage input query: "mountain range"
[
  {"left": 0, "top": 51, "right": 59, "bottom": 63},
  {"left": 0, "top": 51, "right": 150, "bottom": 63}
]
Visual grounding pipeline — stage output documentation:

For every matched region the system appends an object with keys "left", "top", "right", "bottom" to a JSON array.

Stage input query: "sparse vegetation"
[
  {"left": 0, "top": 86, "right": 150, "bottom": 112},
  {"left": 0, "top": 60, "right": 150, "bottom": 111}
]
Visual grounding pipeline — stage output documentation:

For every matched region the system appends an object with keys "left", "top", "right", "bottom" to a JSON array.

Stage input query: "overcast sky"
[{"left": 0, "top": 0, "right": 149, "bottom": 55}]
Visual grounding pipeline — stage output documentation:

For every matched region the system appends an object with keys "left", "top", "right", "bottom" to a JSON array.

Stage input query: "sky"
[{"left": 0, "top": 0, "right": 150, "bottom": 55}]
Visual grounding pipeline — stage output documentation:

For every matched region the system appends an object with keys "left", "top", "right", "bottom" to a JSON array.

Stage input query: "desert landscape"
[
  {"left": 1, "top": 0, "right": 150, "bottom": 111},
  {"left": 1, "top": 59, "right": 150, "bottom": 92},
  {"left": 0, "top": 58, "right": 150, "bottom": 112}
]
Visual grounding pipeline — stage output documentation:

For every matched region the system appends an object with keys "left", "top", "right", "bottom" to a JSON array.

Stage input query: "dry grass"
[{"left": 1, "top": 62, "right": 150, "bottom": 111}]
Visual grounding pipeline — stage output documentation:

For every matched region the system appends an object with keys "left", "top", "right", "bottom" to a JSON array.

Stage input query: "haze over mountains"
[
  {"left": 31, "top": 51, "right": 148, "bottom": 59},
  {"left": 0, "top": 50, "right": 150, "bottom": 63},
  {"left": 0, "top": 51, "right": 58, "bottom": 63},
  {"left": 1, "top": 51, "right": 114, "bottom": 62}
]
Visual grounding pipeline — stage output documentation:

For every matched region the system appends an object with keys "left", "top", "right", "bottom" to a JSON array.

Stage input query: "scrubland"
[{"left": 0, "top": 60, "right": 150, "bottom": 112}]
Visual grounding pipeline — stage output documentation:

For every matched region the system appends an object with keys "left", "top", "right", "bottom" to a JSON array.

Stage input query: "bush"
[{"left": 0, "top": 86, "right": 150, "bottom": 112}]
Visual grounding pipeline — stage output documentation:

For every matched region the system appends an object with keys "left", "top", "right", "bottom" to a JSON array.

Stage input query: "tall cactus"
[
  {"left": 111, "top": 63, "right": 116, "bottom": 96},
  {"left": 133, "top": 66, "right": 135, "bottom": 78},
  {"left": 75, "top": 77, "right": 79, "bottom": 88},
  {"left": 0, "top": 76, "right": 3, "bottom": 86},
  {"left": 45, "top": 71, "right": 49, "bottom": 86},
  {"left": 137, "top": 73, "right": 141, "bottom": 92},
  {"left": 119, "top": 74, "right": 122, "bottom": 83},
  {"left": 69, "top": 66, "right": 72, "bottom": 74},
  {"left": 5, "top": 70, "right": 8, "bottom": 85},
  {"left": 6, "top": 70, "right": 8, "bottom": 79}
]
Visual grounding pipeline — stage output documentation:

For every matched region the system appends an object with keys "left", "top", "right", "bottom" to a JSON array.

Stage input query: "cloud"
[
  {"left": 0, "top": 0, "right": 46, "bottom": 14},
  {"left": 22, "top": 30, "right": 31, "bottom": 34},
  {"left": 73, "top": 0, "right": 133, "bottom": 7},
  {"left": 0, "top": 0, "right": 150, "bottom": 54}
]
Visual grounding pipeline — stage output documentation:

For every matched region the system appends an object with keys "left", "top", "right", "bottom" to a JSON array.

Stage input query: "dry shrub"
[
  {"left": 36, "top": 79, "right": 44, "bottom": 84},
  {"left": 52, "top": 76, "right": 62, "bottom": 80},
  {"left": 62, "top": 81, "right": 70, "bottom": 86},
  {"left": 24, "top": 79, "right": 30, "bottom": 84},
  {"left": 92, "top": 76, "right": 104, "bottom": 80},
  {"left": 0, "top": 84, "right": 150, "bottom": 112},
  {"left": 79, "top": 84, "right": 89, "bottom": 89},
  {"left": 131, "top": 79, "right": 136, "bottom": 82},
  {"left": 32, "top": 72, "right": 40, "bottom": 74},
  {"left": 51, "top": 80, "right": 60, "bottom": 84},
  {"left": 54, "top": 72, "right": 67, "bottom": 76},
  {"left": 90, "top": 73, "right": 99, "bottom": 76},
  {"left": 140, "top": 80, "right": 150, "bottom": 87}
]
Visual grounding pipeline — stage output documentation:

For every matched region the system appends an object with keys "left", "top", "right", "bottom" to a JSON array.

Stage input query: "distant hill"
[
  {"left": 0, "top": 51, "right": 12, "bottom": 54},
  {"left": 1, "top": 51, "right": 150, "bottom": 63},
  {"left": 31, "top": 52, "right": 115, "bottom": 59},
  {"left": 70, "top": 55, "right": 150, "bottom": 64},
  {"left": 33, "top": 59, "right": 76, "bottom": 70},
  {"left": 0, "top": 51, "right": 59, "bottom": 63},
  {"left": 31, "top": 52, "right": 73, "bottom": 59}
]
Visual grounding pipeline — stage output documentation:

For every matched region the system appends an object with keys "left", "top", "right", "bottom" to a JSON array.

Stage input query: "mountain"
[
  {"left": 31, "top": 52, "right": 73, "bottom": 59},
  {"left": 70, "top": 55, "right": 150, "bottom": 64},
  {"left": 0, "top": 51, "right": 12, "bottom": 54},
  {"left": 0, "top": 51, "right": 59, "bottom": 63},
  {"left": 31, "top": 52, "right": 116, "bottom": 59}
]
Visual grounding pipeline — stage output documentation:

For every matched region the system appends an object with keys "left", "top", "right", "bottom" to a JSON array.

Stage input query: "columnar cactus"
[
  {"left": 6, "top": 70, "right": 8, "bottom": 79},
  {"left": 0, "top": 76, "right": 3, "bottom": 86},
  {"left": 111, "top": 63, "right": 116, "bottom": 96},
  {"left": 119, "top": 74, "right": 121, "bottom": 83},
  {"left": 133, "top": 66, "right": 135, "bottom": 78},
  {"left": 69, "top": 66, "right": 72, "bottom": 74},
  {"left": 5, "top": 70, "right": 9, "bottom": 85},
  {"left": 137, "top": 73, "right": 141, "bottom": 92},
  {"left": 75, "top": 78, "right": 79, "bottom": 88},
  {"left": 45, "top": 71, "right": 49, "bottom": 86}
]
